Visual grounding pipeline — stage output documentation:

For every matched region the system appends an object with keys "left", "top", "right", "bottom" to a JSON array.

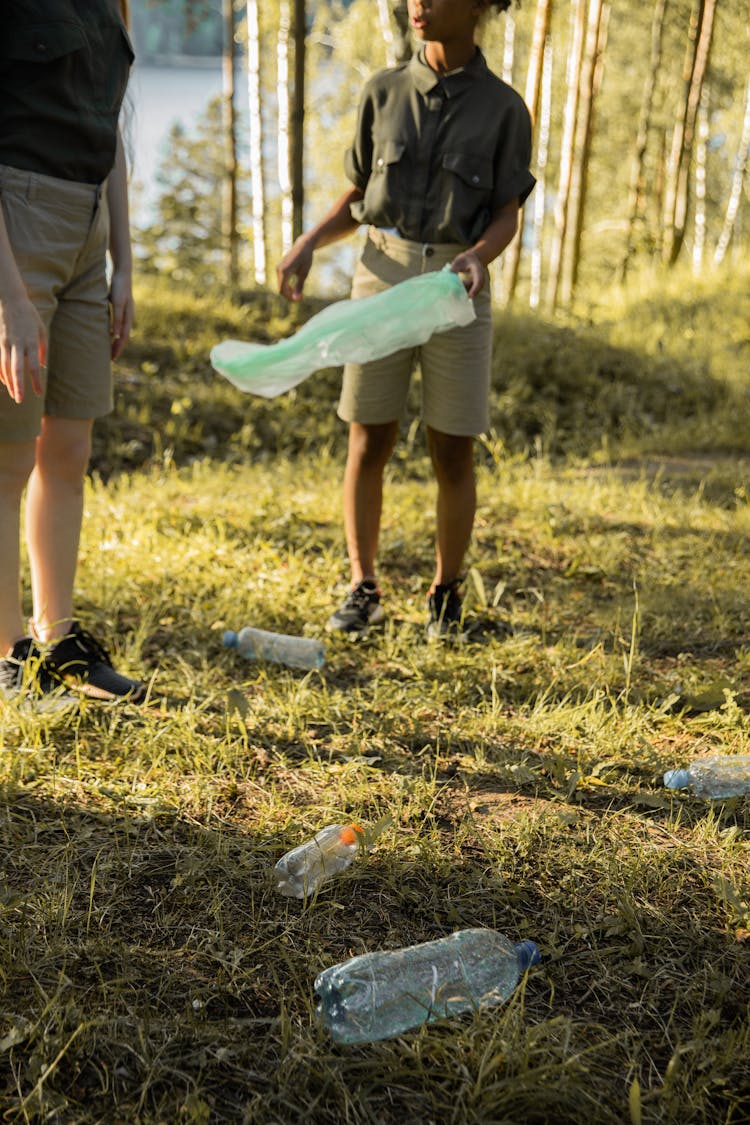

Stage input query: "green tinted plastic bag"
[{"left": 210, "top": 267, "right": 475, "bottom": 398}]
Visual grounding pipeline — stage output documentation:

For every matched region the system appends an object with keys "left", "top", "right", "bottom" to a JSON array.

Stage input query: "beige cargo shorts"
[
  {"left": 0, "top": 163, "right": 113, "bottom": 442},
  {"left": 337, "top": 226, "right": 493, "bottom": 437}
]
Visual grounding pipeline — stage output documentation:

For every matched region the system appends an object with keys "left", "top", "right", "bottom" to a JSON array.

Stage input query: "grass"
[{"left": 2, "top": 264, "right": 750, "bottom": 1123}]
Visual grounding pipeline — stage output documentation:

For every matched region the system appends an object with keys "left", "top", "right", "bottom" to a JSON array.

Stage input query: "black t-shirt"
[{"left": 0, "top": 0, "right": 134, "bottom": 184}]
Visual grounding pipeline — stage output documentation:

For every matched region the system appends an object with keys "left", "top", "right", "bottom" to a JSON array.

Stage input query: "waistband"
[
  {"left": 367, "top": 226, "right": 467, "bottom": 266},
  {"left": 0, "top": 164, "right": 105, "bottom": 214}
]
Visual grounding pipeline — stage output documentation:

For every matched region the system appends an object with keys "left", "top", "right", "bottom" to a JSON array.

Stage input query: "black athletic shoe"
[
  {"left": 45, "top": 622, "right": 146, "bottom": 703},
  {"left": 0, "top": 636, "right": 77, "bottom": 711},
  {"left": 326, "top": 580, "right": 385, "bottom": 634},
  {"left": 426, "top": 579, "right": 467, "bottom": 641}
]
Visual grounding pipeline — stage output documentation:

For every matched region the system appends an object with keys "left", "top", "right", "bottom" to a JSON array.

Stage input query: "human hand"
[
  {"left": 108, "top": 269, "right": 134, "bottom": 361},
  {"left": 449, "top": 251, "right": 488, "bottom": 299},
  {"left": 277, "top": 237, "right": 314, "bottom": 302},
  {"left": 0, "top": 292, "right": 46, "bottom": 403}
]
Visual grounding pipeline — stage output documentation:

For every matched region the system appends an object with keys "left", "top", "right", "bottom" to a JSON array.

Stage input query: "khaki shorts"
[
  {"left": 0, "top": 164, "right": 113, "bottom": 442},
  {"left": 338, "top": 227, "right": 493, "bottom": 436}
]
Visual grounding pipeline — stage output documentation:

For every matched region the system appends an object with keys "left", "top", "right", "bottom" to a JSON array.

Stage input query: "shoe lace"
[
  {"left": 71, "top": 626, "right": 114, "bottom": 668},
  {"left": 346, "top": 582, "right": 377, "bottom": 609}
]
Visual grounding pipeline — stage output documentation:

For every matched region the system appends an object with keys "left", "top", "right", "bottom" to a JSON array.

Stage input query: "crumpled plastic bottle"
[
  {"left": 663, "top": 753, "right": 750, "bottom": 798},
  {"left": 274, "top": 823, "right": 364, "bottom": 898},
  {"left": 210, "top": 267, "right": 476, "bottom": 398},
  {"left": 314, "top": 928, "right": 541, "bottom": 1044}
]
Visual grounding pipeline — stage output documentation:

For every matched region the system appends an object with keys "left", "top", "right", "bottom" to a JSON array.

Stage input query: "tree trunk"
[
  {"left": 291, "top": 0, "right": 306, "bottom": 241},
  {"left": 560, "top": 0, "right": 608, "bottom": 307},
  {"left": 246, "top": 0, "right": 267, "bottom": 285},
  {"left": 502, "top": 10, "right": 515, "bottom": 84},
  {"left": 378, "top": 0, "right": 397, "bottom": 67},
  {"left": 277, "top": 0, "right": 293, "bottom": 255},
  {"left": 714, "top": 74, "right": 750, "bottom": 266},
  {"left": 390, "top": 2, "right": 411, "bottom": 64},
  {"left": 545, "top": 0, "right": 586, "bottom": 311},
  {"left": 503, "top": 0, "right": 553, "bottom": 303},
  {"left": 619, "top": 0, "right": 667, "bottom": 283},
  {"left": 692, "top": 87, "right": 709, "bottom": 274},
  {"left": 530, "top": 36, "right": 553, "bottom": 309},
  {"left": 222, "top": 0, "right": 239, "bottom": 290},
  {"left": 663, "top": 0, "right": 717, "bottom": 266}
]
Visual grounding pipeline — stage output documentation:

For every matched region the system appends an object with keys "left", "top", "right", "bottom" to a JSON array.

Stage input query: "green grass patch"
[{"left": 2, "top": 267, "right": 750, "bottom": 1122}]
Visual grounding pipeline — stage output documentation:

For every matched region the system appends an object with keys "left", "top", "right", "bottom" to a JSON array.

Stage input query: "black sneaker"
[
  {"left": 0, "top": 636, "right": 77, "bottom": 711},
  {"left": 426, "top": 579, "right": 467, "bottom": 641},
  {"left": 45, "top": 622, "right": 146, "bottom": 703},
  {"left": 326, "top": 580, "right": 385, "bottom": 634}
]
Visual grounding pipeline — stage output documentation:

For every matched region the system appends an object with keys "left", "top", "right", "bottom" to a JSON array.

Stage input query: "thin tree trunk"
[
  {"left": 390, "top": 1, "right": 411, "bottom": 64},
  {"left": 530, "top": 36, "right": 552, "bottom": 309},
  {"left": 378, "top": 0, "right": 397, "bottom": 67},
  {"left": 291, "top": 0, "right": 305, "bottom": 241},
  {"left": 663, "top": 0, "right": 717, "bottom": 266},
  {"left": 619, "top": 0, "right": 667, "bottom": 283},
  {"left": 560, "top": 0, "right": 608, "bottom": 307},
  {"left": 545, "top": 0, "right": 586, "bottom": 311},
  {"left": 692, "top": 87, "right": 709, "bottom": 274},
  {"left": 504, "top": 0, "right": 553, "bottom": 303},
  {"left": 714, "top": 73, "right": 750, "bottom": 266},
  {"left": 502, "top": 10, "right": 515, "bottom": 84},
  {"left": 222, "top": 0, "right": 239, "bottom": 290},
  {"left": 246, "top": 0, "right": 267, "bottom": 285},
  {"left": 277, "top": 0, "right": 293, "bottom": 256}
]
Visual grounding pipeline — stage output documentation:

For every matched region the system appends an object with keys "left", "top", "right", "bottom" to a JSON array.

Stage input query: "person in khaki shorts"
[
  {"left": 278, "top": 0, "right": 534, "bottom": 639},
  {"left": 0, "top": 0, "right": 145, "bottom": 704}
]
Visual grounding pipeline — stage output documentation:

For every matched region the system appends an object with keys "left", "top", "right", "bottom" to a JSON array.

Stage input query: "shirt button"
[
  {"left": 472, "top": 175, "right": 480, "bottom": 184},
  {"left": 376, "top": 157, "right": 384, "bottom": 167},
  {"left": 425, "top": 246, "right": 434, "bottom": 257},
  {"left": 36, "top": 42, "right": 48, "bottom": 52}
]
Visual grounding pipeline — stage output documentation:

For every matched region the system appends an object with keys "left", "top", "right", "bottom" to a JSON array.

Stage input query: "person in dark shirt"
[
  {"left": 278, "top": 0, "right": 534, "bottom": 640},
  {"left": 0, "top": 0, "right": 146, "bottom": 704}
]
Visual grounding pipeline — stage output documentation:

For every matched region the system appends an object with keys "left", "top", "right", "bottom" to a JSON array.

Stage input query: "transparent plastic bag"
[{"left": 210, "top": 267, "right": 476, "bottom": 398}]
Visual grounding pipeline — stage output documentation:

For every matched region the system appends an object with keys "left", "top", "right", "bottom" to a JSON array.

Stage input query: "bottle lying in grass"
[
  {"left": 315, "top": 928, "right": 541, "bottom": 1044},
  {"left": 274, "top": 823, "right": 364, "bottom": 898},
  {"left": 223, "top": 627, "right": 324, "bottom": 671},
  {"left": 663, "top": 753, "right": 750, "bottom": 798},
  {"left": 210, "top": 268, "right": 476, "bottom": 399}
]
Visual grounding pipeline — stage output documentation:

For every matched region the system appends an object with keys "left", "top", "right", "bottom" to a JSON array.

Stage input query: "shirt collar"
[{"left": 408, "top": 44, "right": 488, "bottom": 96}]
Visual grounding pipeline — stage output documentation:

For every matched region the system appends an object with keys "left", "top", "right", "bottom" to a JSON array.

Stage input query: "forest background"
[{"left": 130, "top": 0, "right": 750, "bottom": 310}]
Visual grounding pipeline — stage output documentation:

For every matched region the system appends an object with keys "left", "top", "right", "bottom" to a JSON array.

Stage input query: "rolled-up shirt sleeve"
[{"left": 492, "top": 100, "right": 535, "bottom": 211}]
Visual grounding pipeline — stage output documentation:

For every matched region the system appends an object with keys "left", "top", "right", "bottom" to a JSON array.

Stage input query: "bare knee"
[
  {"left": 347, "top": 421, "right": 399, "bottom": 473},
  {"left": 427, "top": 428, "right": 474, "bottom": 487},
  {"left": 35, "top": 418, "right": 93, "bottom": 485}
]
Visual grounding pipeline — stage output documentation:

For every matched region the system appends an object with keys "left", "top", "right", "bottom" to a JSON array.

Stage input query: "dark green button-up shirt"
[
  {"left": 345, "top": 47, "right": 535, "bottom": 245},
  {"left": 0, "top": 0, "right": 134, "bottom": 184}
]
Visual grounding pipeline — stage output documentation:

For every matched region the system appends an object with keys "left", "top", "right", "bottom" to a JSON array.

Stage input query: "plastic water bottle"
[
  {"left": 314, "top": 928, "right": 541, "bottom": 1044},
  {"left": 274, "top": 823, "right": 364, "bottom": 898},
  {"left": 664, "top": 753, "right": 750, "bottom": 798},
  {"left": 223, "top": 627, "right": 324, "bottom": 671}
]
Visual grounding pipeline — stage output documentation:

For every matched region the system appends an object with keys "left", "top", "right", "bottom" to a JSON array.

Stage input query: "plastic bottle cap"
[
  {"left": 515, "top": 940, "right": 541, "bottom": 970},
  {"left": 339, "top": 825, "right": 363, "bottom": 846},
  {"left": 663, "top": 768, "right": 690, "bottom": 789},
  {"left": 223, "top": 630, "right": 238, "bottom": 648}
]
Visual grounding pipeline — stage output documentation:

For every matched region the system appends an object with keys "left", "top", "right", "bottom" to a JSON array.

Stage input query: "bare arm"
[
  {"left": 0, "top": 209, "right": 46, "bottom": 404},
  {"left": 106, "top": 127, "right": 134, "bottom": 360},
  {"left": 450, "top": 197, "right": 520, "bottom": 298},
  {"left": 277, "top": 186, "right": 364, "bottom": 301}
]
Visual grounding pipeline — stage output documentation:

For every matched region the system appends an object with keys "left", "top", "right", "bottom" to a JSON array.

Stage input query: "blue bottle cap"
[
  {"left": 223, "top": 630, "right": 238, "bottom": 648},
  {"left": 664, "top": 768, "right": 690, "bottom": 789},
  {"left": 515, "top": 940, "right": 541, "bottom": 970}
]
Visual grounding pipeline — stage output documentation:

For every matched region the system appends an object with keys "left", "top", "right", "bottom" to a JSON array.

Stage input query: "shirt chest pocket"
[
  {"left": 372, "top": 139, "right": 406, "bottom": 174},
  {"left": 442, "top": 152, "right": 493, "bottom": 192},
  {"left": 4, "top": 20, "right": 87, "bottom": 63}
]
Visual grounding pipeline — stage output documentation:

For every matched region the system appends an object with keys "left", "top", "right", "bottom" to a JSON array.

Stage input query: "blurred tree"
[
  {"left": 713, "top": 74, "right": 750, "bottom": 266},
  {"left": 291, "top": 0, "right": 306, "bottom": 240},
  {"left": 246, "top": 0, "right": 268, "bottom": 282},
  {"left": 222, "top": 0, "right": 240, "bottom": 289}
]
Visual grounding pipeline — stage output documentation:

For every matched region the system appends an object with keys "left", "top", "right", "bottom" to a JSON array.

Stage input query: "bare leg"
[
  {"left": 0, "top": 439, "right": 37, "bottom": 654},
  {"left": 25, "top": 416, "right": 93, "bottom": 643},
  {"left": 426, "top": 425, "right": 475, "bottom": 590},
  {"left": 343, "top": 420, "right": 399, "bottom": 585}
]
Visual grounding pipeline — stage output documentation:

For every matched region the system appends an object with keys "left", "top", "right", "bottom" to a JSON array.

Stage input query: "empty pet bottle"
[
  {"left": 223, "top": 627, "right": 324, "bottom": 671},
  {"left": 314, "top": 928, "right": 541, "bottom": 1044},
  {"left": 274, "top": 823, "right": 364, "bottom": 898},
  {"left": 664, "top": 753, "right": 750, "bottom": 798}
]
